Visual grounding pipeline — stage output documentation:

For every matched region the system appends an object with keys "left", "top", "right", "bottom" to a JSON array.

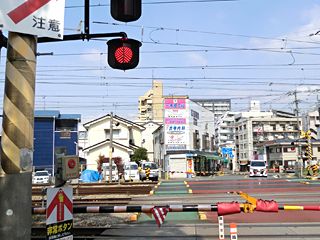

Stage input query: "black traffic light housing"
[
  {"left": 107, "top": 38, "right": 142, "bottom": 70},
  {"left": 111, "top": 0, "right": 142, "bottom": 22}
]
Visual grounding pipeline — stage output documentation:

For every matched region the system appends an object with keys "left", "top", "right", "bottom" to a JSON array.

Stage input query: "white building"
[
  {"left": 234, "top": 102, "right": 301, "bottom": 171},
  {"left": 81, "top": 114, "right": 145, "bottom": 170},
  {"left": 192, "top": 98, "right": 231, "bottom": 120},
  {"left": 214, "top": 111, "right": 238, "bottom": 171},
  {"left": 214, "top": 111, "right": 238, "bottom": 146},
  {"left": 306, "top": 109, "right": 320, "bottom": 139},
  {"left": 135, "top": 121, "right": 162, "bottom": 161},
  {"left": 154, "top": 96, "right": 216, "bottom": 178}
]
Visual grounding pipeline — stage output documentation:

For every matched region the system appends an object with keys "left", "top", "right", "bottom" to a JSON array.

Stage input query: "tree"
[
  {"left": 96, "top": 154, "right": 105, "bottom": 174},
  {"left": 131, "top": 147, "right": 148, "bottom": 164}
]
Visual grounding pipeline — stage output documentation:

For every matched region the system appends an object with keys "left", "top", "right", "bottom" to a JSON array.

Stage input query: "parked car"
[
  {"left": 102, "top": 163, "right": 119, "bottom": 181},
  {"left": 139, "top": 161, "right": 159, "bottom": 181},
  {"left": 124, "top": 162, "right": 139, "bottom": 181},
  {"left": 249, "top": 160, "right": 268, "bottom": 177},
  {"left": 33, "top": 170, "right": 51, "bottom": 184}
]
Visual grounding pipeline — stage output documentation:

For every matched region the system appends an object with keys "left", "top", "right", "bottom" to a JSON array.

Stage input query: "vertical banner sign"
[
  {"left": 46, "top": 187, "right": 73, "bottom": 240},
  {"left": 164, "top": 98, "right": 187, "bottom": 150},
  {"left": 0, "top": 0, "right": 66, "bottom": 39}
]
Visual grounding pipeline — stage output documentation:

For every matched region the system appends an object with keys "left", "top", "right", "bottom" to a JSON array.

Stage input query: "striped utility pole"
[{"left": 0, "top": 32, "right": 37, "bottom": 239}]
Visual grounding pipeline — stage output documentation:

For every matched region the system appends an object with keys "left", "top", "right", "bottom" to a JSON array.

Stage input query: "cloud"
[
  {"left": 251, "top": 4, "right": 320, "bottom": 49},
  {"left": 79, "top": 48, "right": 105, "bottom": 64},
  {"left": 186, "top": 52, "right": 208, "bottom": 66}
]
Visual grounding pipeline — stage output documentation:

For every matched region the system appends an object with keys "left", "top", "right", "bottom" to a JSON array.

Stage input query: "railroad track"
[{"left": 32, "top": 182, "right": 157, "bottom": 196}]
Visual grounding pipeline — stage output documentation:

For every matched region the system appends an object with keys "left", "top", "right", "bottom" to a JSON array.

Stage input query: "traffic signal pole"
[{"left": 0, "top": 32, "right": 37, "bottom": 239}]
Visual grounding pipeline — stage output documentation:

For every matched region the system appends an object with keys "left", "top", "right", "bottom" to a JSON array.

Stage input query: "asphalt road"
[
  {"left": 33, "top": 173, "right": 320, "bottom": 239},
  {"left": 121, "top": 173, "right": 320, "bottom": 239}
]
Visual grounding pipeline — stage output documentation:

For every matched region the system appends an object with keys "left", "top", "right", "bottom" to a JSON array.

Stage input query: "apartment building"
[
  {"left": 235, "top": 109, "right": 301, "bottom": 171},
  {"left": 214, "top": 111, "right": 238, "bottom": 146},
  {"left": 192, "top": 98, "right": 231, "bottom": 119},
  {"left": 264, "top": 139, "right": 320, "bottom": 172},
  {"left": 138, "top": 80, "right": 164, "bottom": 122},
  {"left": 306, "top": 109, "right": 320, "bottom": 139}
]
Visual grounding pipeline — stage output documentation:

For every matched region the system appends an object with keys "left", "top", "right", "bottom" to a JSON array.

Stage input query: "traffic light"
[
  {"left": 111, "top": 0, "right": 142, "bottom": 22},
  {"left": 107, "top": 38, "right": 142, "bottom": 70}
]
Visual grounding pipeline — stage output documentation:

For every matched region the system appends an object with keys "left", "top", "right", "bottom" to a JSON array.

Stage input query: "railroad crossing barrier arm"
[{"left": 32, "top": 201, "right": 320, "bottom": 215}]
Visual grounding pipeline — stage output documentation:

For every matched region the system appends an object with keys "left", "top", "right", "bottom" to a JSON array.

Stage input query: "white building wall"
[
  {"left": 140, "top": 122, "right": 161, "bottom": 161},
  {"left": 187, "top": 100, "right": 215, "bottom": 150},
  {"left": 83, "top": 116, "right": 144, "bottom": 170},
  {"left": 163, "top": 98, "right": 215, "bottom": 178}
]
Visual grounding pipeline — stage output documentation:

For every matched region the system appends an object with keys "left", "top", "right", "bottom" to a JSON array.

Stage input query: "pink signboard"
[
  {"left": 165, "top": 118, "right": 186, "bottom": 124},
  {"left": 164, "top": 98, "right": 186, "bottom": 109}
]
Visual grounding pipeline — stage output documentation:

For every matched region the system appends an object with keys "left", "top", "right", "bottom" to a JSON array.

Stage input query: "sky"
[{"left": 1, "top": 0, "right": 320, "bottom": 124}]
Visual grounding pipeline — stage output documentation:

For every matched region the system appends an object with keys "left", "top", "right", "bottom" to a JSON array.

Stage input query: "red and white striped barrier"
[{"left": 32, "top": 201, "right": 320, "bottom": 215}]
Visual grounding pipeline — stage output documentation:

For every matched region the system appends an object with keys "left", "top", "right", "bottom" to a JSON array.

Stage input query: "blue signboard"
[{"left": 221, "top": 147, "right": 234, "bottom": 158}]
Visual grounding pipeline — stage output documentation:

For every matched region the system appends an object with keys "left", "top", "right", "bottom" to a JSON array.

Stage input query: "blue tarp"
[{"left": 80, "top": 169, "right": 102, "bottom": 182}]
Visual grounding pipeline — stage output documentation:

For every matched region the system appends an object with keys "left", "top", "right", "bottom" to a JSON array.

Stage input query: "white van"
[
  {"left": 124, "top": 162, "right": 139, "bottom": 181},
  {"left": 102, "top": 163, "right": 119, "bottom": 181},
  {"left": 33, "top": 170, "right": 51, "bottom": 184},
  {"left": 249, "top": 160, "right": 268, "bottom": 177}
]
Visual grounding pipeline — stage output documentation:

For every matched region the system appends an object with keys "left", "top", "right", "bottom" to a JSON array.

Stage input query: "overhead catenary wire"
[
  {"left": 93, "top": 21, "right": 320, "bottom": 46},
  {"left": 65, "top": 0, "right": 239, "bottom": 9}
]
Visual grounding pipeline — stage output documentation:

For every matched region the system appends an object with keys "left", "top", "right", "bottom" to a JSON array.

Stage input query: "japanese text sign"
[{"left": 0, "top": 0, "right": 65, "bottom": 39}]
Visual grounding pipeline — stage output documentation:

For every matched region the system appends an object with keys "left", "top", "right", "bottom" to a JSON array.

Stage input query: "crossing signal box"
[
  {"left": 61, "top": 155, "right": 80, "bottom": 181},
  {"left": 107, "top": 38, "right": 142, "bottom": 70},
  {"left": 111, "top": 0, "right": 142, "bottom": 22}
]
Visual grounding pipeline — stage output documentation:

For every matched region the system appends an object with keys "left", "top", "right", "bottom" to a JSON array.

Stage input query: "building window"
[
  {"left": 283, "top": 148, "right": 288, "bottom": 152},
  {"left": 276, "top": 148, "right": 281, "bottom": 153},
  {"left": 60, "top": 131, "right": 71, "bottom": 139},
  {"left": 55, "top": 119, "right": 77, "bottom": 131},
  {"left": 105, "top": 129, "right": 120, "bottom": 139},
  {"left": 79, "top": 131, "right": 87, "bottom": 140},
  {"left": 193, "top": 118, "right": 198, "bottom": 126}
]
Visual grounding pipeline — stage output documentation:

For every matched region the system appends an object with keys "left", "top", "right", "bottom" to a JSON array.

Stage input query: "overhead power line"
[
  {"left": 94, "top": 21, "right": 320, "bottom": 46},
  {"left": 66, "top": 0, "right": 238, "bottom": 8}
]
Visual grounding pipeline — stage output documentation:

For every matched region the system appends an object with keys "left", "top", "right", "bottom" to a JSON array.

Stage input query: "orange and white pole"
[{"left": 230, "top": 223, "right": 238, "bottom": 240}]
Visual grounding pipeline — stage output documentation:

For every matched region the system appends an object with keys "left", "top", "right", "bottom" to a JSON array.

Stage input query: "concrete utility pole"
[
  {"left": 109, "top": 112, "right": 114, "bottom": 183},
  {"left": 294, "top": 90, "right": 303, "bottom": 178},
  {"left": 0, "top": 32, "right": 37, "bottom": 239}
]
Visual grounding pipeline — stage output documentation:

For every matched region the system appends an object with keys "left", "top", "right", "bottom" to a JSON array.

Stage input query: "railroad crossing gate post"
[
  {"left": 0, "top": 32, "right": 37, "bottom": 239},
  {"left": 0, "top": 172, "right": 32, "bottom": 239}
]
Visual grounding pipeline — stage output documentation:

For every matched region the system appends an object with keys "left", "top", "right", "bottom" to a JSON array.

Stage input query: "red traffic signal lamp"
[
  {"left": 111, "top": 0, "right": 142, "bottom": 22},
  {"left": 107, "top": 38, "right": 142, "bottom": 70}
]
